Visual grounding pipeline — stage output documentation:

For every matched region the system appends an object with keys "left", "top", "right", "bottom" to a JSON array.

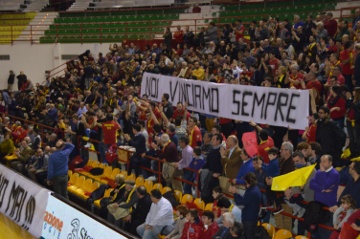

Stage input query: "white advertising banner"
[
  {"left": 0, "top": 164, "right": 50, "bottom": 238},
  {"left": 140, "top": 72, "right": 309, "bottom": 130},
  {"left": 41, "top": 195, "right": 128, "bottom": 239}
]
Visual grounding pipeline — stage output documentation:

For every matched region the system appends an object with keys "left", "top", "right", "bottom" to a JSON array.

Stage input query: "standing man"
[
  {"left": 100, "top": 113, "right": 121, "bottom": 164},
  {"left": 137, "top": 189, "right": 174, "bottom": 239},
  {"left": 202, "top": 134, "right": 223, "bottom": 203},
  {"left": 161, "top": 93, "right": 174, "bottom": 120},
  {"left": 17, "top": 71, "right": 27, "bottom": 91},
  {"left": 354, "top": 43, "right": 360, "bottom": 87},
  {"left": 220, "top": 135, "right": 242, "bottom": 180},
  {"left": 230, "top": 172, "right": 261, "bottom": 239},
  {"left": 47, "top": 139, "right": 75, "bottom": 199},
  {"left": 316, "top": 106, "right": 346, "bottom": 167},
  {"left": 124, "top": 124, "right": 147, "bottom": 177}
]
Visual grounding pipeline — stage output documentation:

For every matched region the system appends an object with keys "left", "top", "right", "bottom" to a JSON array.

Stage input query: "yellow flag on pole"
[{"left": 271, "top": 164, "right": 316, "bottom": 191}]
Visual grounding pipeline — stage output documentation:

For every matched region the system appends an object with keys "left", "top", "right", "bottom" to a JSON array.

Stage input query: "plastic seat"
[
  {"left": 68, "top": 173, "right": 79, "bottom": 186},
  {"left": 152, "top": 183, "right": 163, "bottom": 191},
  {"left": 103, "top": 166, "right": 113, "bottom": 178},
  {"left": 74, "top": 178, "right": 92, "bottom": 196},
  {"left": 294, "top": 236, "right": 309, "bottom": 239},
  {"left": 174, "top": 190, "right": 182, "bottom": 202},
  {"left": 180, "top": 194, "right": 193, "bottom": 205},
  {"left": 193, "top": 198, "right": 205, "bottom": 210},
  {"left": 135, "top": 176, "right": 145, "bottom": 187},
  {"left": 68, "top": 170, "right": 73, "bottom": 178},
  {"left": 94, "top": 188, "right": 114, "bottom": 208},
  {"left": 274, "top": 229, "right": 292, "bottom": 239},
  {"left": 111, "top": 168, "right": 121, "bottom": 179},
  {"left": 161, "top": 186, "right": 172, "bottom": 195},
  {"left": 262, "top": 223, "right": 275, "bottom": 239},
  {"left": 204, "top": 203, "right": 213, "bottom": 211},
  {"left": 126, "top": 173, "right": 136, "bottom": 181},
  {"left": 68, "top": 175, "right": 85, "bottom": 191},
  {"left": 144, "top": 180, "right": 153, "bottom": 193}
]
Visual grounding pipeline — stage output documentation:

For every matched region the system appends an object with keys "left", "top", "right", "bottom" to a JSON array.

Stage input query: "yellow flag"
[{"left": 271, "top": 164, "right": 316, "bottom": 191}]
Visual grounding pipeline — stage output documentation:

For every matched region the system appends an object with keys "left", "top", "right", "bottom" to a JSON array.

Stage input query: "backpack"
[
  {"left": 302, "top": 201, "right": 330, "bottom": 232},
  {"left": 255, "top": 225, "right": 271, "bottom": 239}
]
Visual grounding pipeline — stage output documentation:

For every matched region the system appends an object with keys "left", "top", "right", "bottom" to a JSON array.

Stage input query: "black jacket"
[
  {"left": 128, "top": 133, "right": 147, "bottom": 156},
  {"left": 316, "top": 119, "right": 346, "bottom": 166},
  {"left": 131, "top": 193, "right": 152, "bottom": 224}
]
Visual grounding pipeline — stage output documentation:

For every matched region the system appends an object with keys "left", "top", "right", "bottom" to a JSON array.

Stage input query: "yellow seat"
[
  {"left": 68, "top": 176, "right": 85, "bottom": 192},
  {"left": 90, "top": 181, "right": 101, "bottom": 193},
  {"left": 126, "top": 173, "right": 136, "bottom": 181},
  {"left": 68, "top": 173, "right": 79, "bottom": 186},
  {"left": 144, "top": 180, "right": 154, "bottom": 193},
  {"left": 68, "top": 170, "right": 73, "bottom": 178},
  {"left": 94, "top": 188, "right": 114, "bottom": 208},
  {"left": 111, "top": 168, "right": 121, "bottom": 179},
  {"left": 180, "top": 194, "right": 193, "bottom": 204},
  {"left": 174, "top": 190, "right": 182, "bottom": 202},
  {"left": 274, "top": 229, "right": 292, "bottom": 239},
  {"left": 262, "top": 223, "right": 275, "bottom": 239},
  {"left": 193, "top": 198, "right": 205, "bottom": 210},
  {"left": 204, "top": 203, "right": 213, "bottom": 211},
  {"left": 135, "top": 176, "right": 145, "bottom": 187},
  {"left": 103, "top": 166, "right": 113, "bottom": 178},
  {"left": 152, "top": 183, "right": 163, "bottom": 191},
  {"left": 119, "top": 170, "right": 128, "bottom": 178},
  {"left": 92, "top": 160, "right": 100, "bottom": 167},
  {"left": 98, "top": 163, "right": 106, "bottom": 169},
  {"left": 294, "top": 236, "right": 309, "bottom": 239},
  {"left": 161, "top": 186, "right": 172, "bottom": 195},
  {"left": 74, "top": 178, "right": 93, "bottom": 196}
]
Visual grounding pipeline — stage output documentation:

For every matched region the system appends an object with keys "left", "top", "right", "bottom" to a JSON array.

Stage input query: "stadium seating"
[
  {"left": 180, "top": 194, "right": 193, "bottom": 204},
  {"left": 204, "top": 203, "right": 213, "bottom": 211},
  {"left": 262, "top": 223, "right": 276, "bottom": 239},
  {"left": 294, "top": 236, "right": 309, "bottom": 239},
  {"left": 174, "top": 190, "right": 183, "bottom": 202},
  {"left": 274, "top": 229, "right": 293, "bottom": 239},
  {"left": 0, "top": 12, "right": 36, "bottom": 44},
  {"left": 40, "top": 8, "right": 185, "bottom": 43},
  {"left": 193, "top": 198, "right": 205, "bottom": 210}
]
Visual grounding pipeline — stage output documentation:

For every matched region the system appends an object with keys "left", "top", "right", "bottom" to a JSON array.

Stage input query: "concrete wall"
[{"left": 0, "top": 42, "right": 112, "bottom": 90}]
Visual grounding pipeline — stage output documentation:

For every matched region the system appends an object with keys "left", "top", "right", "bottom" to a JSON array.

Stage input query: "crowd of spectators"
[{"left": 1, "top": 7, "right": 360, "bottom": 239}]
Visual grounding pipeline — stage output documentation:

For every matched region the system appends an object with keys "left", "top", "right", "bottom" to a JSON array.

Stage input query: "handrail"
[
  {"left": 46, "top": 55, "right": 79, "bottom": 80},
  {"left": 2, "top": 113, "right": 343, "bottom": 237},
  {"left": 58, "top": 5, "right": 188, "bottom": 15}
]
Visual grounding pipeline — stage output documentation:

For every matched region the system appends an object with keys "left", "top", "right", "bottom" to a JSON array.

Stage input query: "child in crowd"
[
  {"left": 264, "top": 147, "right": 282, "bottom": 214},
  {"left": 183, "top": 146, "right": 206, "bottom": 195},
  {"left": 202, "top": 210, "right": 219, "bottom": 239},
  {"left": 181, "top": 209, "right": 203, "bottom": 239},
  {"left": 211, "top": 186, "right": 224, "bottom": 219},
  {"left": 165, "top": 205, "right": 188, "bottom": 239},
  {"left": 330, "top": 194, "right": 357, "bottom": 239}
]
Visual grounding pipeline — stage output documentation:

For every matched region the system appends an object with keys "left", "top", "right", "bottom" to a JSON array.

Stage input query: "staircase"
[
  {"left": 67, "top": 0, "right": 97, "bottom": 11},
  {"left": 22, "top": 0, "right": 49, "bottom": 12},
  {"left": 154, "top": 5, "right": 221, "bottom": 39},
  {"left": 17, "top": 12, "right": 58, "bottom": 43}
]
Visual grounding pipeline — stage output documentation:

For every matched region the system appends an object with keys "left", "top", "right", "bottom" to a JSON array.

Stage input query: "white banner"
[
  {"left": 41, "top": 195, "right": 128, "bottom": 239},
  {"left": 0, "top": 164, "right": 50, "bottom": 238},
  {"left": 140, "top": 72, "right": 309, "bottom": 130}
]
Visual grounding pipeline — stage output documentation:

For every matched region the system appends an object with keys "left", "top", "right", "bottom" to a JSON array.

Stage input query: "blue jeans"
[{"left": 183, "top": 171, "right": 194, "bottom": 195}]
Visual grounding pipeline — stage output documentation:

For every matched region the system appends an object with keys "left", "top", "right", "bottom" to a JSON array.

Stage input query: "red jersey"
[
  {"left": 289, "top": 73, "right": 304, "bottom": 89},
  {"left": 235, "top": 25, "right": 245, "bottom": 41},
  {"left": 269, "top": 58, "right": 280, "bottom": 76},
  {"left": 181, "top": 222, "right": 203, "bottom": 239},
  {"left": 173, "top": 109, "right": 190, "bottom": 121},
  {"left": 306, "top": 80, "right": 323, "bottom": 94},
  {"left": 189, "top": 126, "right": 202, "bottom": 148},
  {"left": 305, "top": 124, "right": 317, "bottom": 143},
  {"left": 257, "top": 136, "right": 275, "bottom": 164},
  {"left": 174, "top": 30, "right": 184, "bottom": 45},
  {"left": 339, "top": 50, "right": 354, "bottom": 76},
  {"left": 102, "top": 120, "right": 120, "bottom": 145},
  {"left": 203, "top": 222, "right": 219, "bottom": 239}
]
